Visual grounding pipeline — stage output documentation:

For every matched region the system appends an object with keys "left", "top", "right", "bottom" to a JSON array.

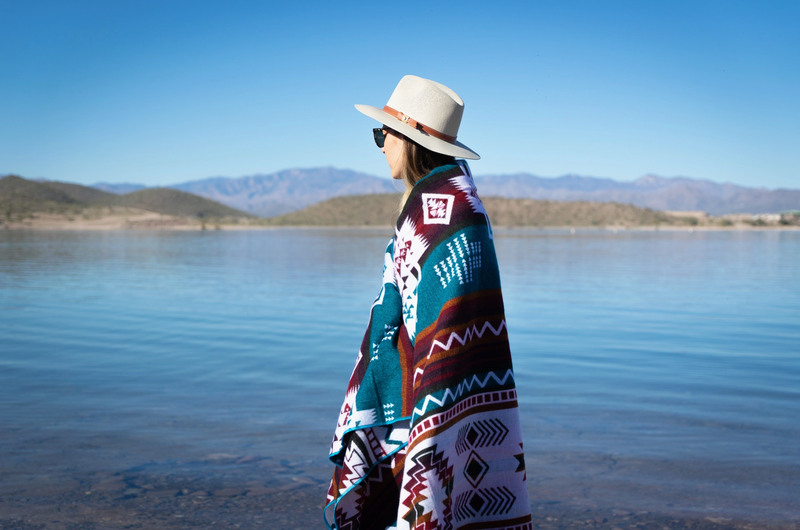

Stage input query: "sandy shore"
[
  {"left": 1, "top": 208, "right": 203, "bottom": 230},
  {"left": 2, "top": 211, "right": 798, "bottom": 231}
]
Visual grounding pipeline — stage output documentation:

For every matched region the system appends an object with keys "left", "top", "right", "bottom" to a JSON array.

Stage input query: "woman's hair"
[{"left": 397, "top": 135, "right": 456, "bottom": 208}]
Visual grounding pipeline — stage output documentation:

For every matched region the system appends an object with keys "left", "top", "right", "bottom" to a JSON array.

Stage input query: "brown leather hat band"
[{"left": 382, "top": 105, "right": 457, "bottom": 144}]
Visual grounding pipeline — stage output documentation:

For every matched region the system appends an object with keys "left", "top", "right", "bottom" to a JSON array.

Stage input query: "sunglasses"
[{"left": 373, "top": 128, "right": 387, "bottom": 148}]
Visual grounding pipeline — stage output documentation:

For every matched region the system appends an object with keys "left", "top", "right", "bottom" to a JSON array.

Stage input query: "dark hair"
[{"left": 399, "top": 136, "right": 456, "bottom": 207}]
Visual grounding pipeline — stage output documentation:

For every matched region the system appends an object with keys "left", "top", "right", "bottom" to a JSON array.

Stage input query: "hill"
[
  {"left": 261, "top": 194, "right": 402, "bottom": 226},
  {"left": 1, "top": 175, "right": 85, "bottom": 215},
  {"left": 259, "top": 193, "right": 679, "bottom": 227},
  {"left": 42, "top": 180, "right": 123, "bottom": 206},
  {"left": 1, "top": 175, "right": 253, "bottom": 220},
  {"left": 115, "top": 188, "right": 253, "bottom": 218},
  {"left": 483, "top": 197, "right": 673, "bottom": 226}
]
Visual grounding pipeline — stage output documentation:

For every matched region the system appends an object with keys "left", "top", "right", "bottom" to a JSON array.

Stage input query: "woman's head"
[{"left": 377, "top": 125, "right": 455, "bottom": 195}]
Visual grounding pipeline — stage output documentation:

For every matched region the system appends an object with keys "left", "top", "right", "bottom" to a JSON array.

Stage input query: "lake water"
[{"left": 1, "top": 228, "right": 798, "bottom": 528}]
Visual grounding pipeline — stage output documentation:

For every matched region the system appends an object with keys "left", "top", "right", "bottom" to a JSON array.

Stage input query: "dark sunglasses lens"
[{"left": 373, "top": 128, "right": 385, "bottom": 148}]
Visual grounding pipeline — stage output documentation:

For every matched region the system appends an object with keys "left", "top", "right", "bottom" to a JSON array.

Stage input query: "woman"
[{"left": 325, "top": 75, "right": 532, "bottom": 530}]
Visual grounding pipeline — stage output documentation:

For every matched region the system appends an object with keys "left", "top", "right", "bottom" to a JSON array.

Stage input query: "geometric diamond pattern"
[
  {"left": 468, "top": 491, "right": 486, "bottom": 512},
  {"left": 466, "top": 425, "right": 480, "bottom": 446},
  {"left": 464, "top": 450, "right": 489, "bottom": 488}
]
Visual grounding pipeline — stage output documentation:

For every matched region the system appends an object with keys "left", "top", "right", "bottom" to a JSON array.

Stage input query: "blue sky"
[{"left": 1, "top": 0, "right": 798, "bottom": 188}]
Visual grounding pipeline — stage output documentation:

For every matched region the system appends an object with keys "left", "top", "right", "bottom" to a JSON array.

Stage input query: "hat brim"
[{"left": 355, "top": 104, "right": 480, "bottom": 160}]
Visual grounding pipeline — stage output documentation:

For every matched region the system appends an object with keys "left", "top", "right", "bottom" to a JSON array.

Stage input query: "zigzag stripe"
[
  {"left": 341, "top": 449, "right": 369, "bottom": 488},
  {"left": 427, "top": 320, "right": 507, "bottom": 359},
  {"left": 339, "top": 427, "right": 392, "bottom": 489},
  {"left": 412, "top": 369, "right": 515, "bottom": 420}
]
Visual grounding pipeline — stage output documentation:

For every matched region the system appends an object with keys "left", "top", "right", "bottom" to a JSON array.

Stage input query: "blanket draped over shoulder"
[{"left": 325, "top": 161, "right": 532, "bottom": 530}]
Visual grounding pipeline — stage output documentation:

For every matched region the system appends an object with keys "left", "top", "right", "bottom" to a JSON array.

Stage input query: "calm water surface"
[{"left": 1, "top": 229, "right": 798, "bottom": 522}]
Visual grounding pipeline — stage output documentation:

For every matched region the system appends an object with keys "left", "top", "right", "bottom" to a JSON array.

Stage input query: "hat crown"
[{"left": 385, "top": 75, "right": 464, "bottom": 137}]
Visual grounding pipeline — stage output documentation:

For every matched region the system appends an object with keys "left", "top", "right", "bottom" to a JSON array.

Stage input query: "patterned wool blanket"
[{"left": 325, "top": 161, "right": 532, "bottom": 530}]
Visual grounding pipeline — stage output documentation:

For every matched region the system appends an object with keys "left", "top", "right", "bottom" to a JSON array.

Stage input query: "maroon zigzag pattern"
[{"left": 401, "top": 444, "right": 454, "bottom": 530}]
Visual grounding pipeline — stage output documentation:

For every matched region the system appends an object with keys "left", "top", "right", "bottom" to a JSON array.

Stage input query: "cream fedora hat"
[{"left": 355, "top": 75, "right": 480, "bottom": 160}]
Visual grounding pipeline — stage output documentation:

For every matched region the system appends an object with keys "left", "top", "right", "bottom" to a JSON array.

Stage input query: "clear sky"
[{"left": 1, "top": 0, "right": 798, "bottom": 188}]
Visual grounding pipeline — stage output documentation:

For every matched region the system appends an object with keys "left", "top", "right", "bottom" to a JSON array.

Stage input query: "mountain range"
[
  {"left": 90, "top": 168, "right": 798, "bottom": 216},
  {"left": 170, "top": 168, "right": 398, "bottom": 217}
]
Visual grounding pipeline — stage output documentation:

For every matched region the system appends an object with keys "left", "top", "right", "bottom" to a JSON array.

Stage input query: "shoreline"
[
  {"left": 2, "top": 213, "right": 799, "bottom": 232},
  {"left": 2, "top": 467, "right": 796, "bottom": 530}
]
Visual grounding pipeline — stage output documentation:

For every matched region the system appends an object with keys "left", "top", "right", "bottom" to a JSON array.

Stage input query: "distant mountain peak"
[
  {"left": 168, "top": 167, "right": 396, "bottom": 217},
  {"left": 474, "top": 172, "right": 797, "bottom": 214}
]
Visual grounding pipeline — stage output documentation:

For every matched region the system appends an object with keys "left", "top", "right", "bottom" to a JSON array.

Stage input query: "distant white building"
[{"left": 753, "top": 213, "right": 781, "bottom": 223}]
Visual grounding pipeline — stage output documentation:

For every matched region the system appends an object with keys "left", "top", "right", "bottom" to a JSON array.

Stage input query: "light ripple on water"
[{"left": 1, "top": 229, "right": 799, "bottom": 520}]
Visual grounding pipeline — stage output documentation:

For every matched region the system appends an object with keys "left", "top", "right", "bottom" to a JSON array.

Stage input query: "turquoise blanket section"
[
  {"left": 415, "top": 223, "right": 502, "bottom": 333},
  {"left": 353, "top": 239, "right": 405, "bottom": 428}
]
